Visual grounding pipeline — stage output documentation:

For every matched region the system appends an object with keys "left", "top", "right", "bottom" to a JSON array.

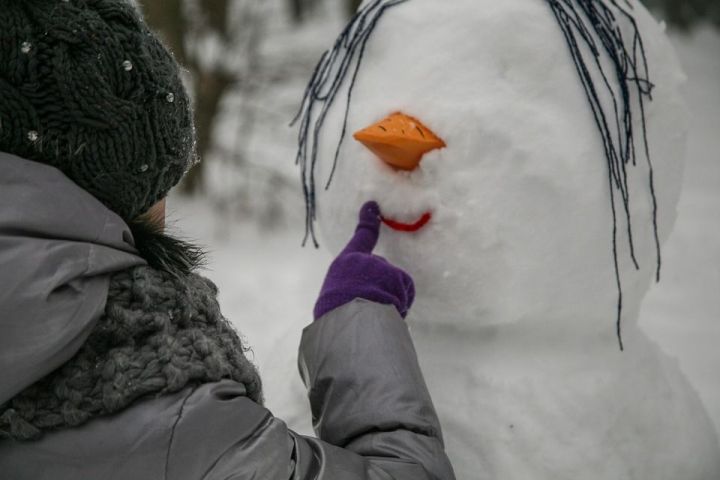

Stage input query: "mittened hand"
[{"left": 313, "top": 201, "right": 416, "bottom": 320}]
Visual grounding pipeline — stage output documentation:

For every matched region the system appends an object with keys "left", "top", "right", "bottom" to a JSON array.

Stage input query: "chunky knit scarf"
[{"left": 0, "top": 266, "right": 263, "bottom": 441}]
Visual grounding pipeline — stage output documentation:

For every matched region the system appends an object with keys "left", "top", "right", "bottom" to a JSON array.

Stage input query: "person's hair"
[{"left": 128, "top": 216, "right": 206, "bottom": 279}]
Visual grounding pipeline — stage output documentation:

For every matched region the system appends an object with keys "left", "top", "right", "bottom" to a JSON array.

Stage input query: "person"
[{"left": 0, "top": 1, "right": 455, "bottom": 479}]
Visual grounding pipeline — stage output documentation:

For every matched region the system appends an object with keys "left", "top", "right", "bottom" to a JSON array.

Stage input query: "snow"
[
  {"left": 170, "top": 4, "right": 720, "bottom": 478},
  {"left": 639, "top": 25, "right": 720, "bottom": 437}
]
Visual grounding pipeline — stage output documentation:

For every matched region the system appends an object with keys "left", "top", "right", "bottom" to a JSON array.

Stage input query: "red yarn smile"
[{"left": 381, "top": 212, "right": 432, "bottom": 233}]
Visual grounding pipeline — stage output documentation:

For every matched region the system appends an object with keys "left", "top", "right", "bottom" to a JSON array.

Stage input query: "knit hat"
[{"left": 0, "top": 0, "right": 196, "bottom": 221}]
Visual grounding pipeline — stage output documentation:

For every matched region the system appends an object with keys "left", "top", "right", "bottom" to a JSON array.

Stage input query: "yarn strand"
[
  {"left": 291, "top": 0, "right": 410, "bottom": 247},
  {"left": 545, "top": 0, "right": 657, "bottom": 350}
]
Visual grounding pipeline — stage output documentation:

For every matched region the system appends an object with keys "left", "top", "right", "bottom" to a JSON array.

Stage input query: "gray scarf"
[
  {"left": 0, "top": 265, "right": 263, "bottom": 441},
  {"left": 0, "top": 153, "right": 261, "bottom": 441}
]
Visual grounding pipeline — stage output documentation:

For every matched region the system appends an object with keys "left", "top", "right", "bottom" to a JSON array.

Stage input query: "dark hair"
[{"left": 128, "top": 217, "right": 207, "bottom": 279}]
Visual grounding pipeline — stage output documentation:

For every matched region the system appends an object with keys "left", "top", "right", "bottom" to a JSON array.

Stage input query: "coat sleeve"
[
  {"left": 295, "top": 299, "right": 454, "bottom": 480},
  {"left": 165, "top": 299, "right": 455, "bottom": 480}
]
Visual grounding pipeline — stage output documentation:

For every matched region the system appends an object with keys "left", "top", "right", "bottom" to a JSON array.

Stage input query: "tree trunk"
[
  {"left": 141, "top": 0, "right": 239, "bottom": 195},
  {"left": 346, "top": 0, "right": 362, "bottom": 17},
  {"left": 139, "top": 0, "right": 188, "bottom": 65},
  {"left": 288, "top": 0, "right": 304, "bottom": 23},
  {"left": 183, "top": 69, "right": 236, "bottom": 194},
  {"left": 141, "top": 0, "right": 211, "bottom": 194}
]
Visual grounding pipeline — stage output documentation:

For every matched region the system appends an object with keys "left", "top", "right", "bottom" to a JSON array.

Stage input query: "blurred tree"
[
  {"left": 287, "top": 0, "right": 321, "bottom": 23},
  {"left": 140, "top": 0, "right": 265, "bottom": 194},
  {"left": 346, "top": 0, "right": 362, "bottom": 17},
  {"left": 288, "top": 0, "right": 304, "bottom": 22},
  {"left": 287, "top": 0, "right": 359, "bottom": 24},
  {"left": 642, "top": 0, "right": 720, "bottom": 30}
]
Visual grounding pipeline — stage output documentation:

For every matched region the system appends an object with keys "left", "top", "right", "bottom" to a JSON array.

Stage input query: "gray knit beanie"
[{"left": 0, "top": 0, "right": 196, "bottom": 221}]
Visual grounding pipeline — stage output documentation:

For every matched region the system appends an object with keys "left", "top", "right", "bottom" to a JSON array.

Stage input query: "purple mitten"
[{"left": 314, "top": 201, "right": 416, "bottom": 320}]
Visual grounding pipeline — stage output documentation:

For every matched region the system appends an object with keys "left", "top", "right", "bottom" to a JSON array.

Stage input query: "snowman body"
[
  {"left": 410, "top": 320, "right": 719, "bottom": 479},
  {"left": 302, "top": 0, "right": 720, "bottom": 477}
]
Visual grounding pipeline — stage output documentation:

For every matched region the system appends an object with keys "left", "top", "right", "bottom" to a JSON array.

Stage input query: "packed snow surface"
[{"left": 173, "top": 2, "right": 720, "bottom": 478}]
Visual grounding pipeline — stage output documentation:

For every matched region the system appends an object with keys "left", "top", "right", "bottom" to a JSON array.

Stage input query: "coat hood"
[{"left": 0, "top": 152, "right": 145, "bottom": 405}]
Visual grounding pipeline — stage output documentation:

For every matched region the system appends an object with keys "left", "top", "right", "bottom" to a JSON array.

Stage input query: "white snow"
[
  {"left": 170, "top": 4, "right": 720, "bottom": 478},
  {"left": 639, "top": 25, "right": 720, "bottom": 437}
]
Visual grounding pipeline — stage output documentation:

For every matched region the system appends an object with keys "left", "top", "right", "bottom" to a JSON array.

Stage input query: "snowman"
[{"left": 293, "top": 0, "right": 720, "bottom": 478}]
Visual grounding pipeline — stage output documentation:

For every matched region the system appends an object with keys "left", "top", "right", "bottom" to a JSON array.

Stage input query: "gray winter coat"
[{"left": 0, "top": 152, "right": 455, "bottom": 480}]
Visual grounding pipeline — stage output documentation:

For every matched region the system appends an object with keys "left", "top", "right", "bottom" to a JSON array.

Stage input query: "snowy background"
[{"left": 166, "top": 4, "right": 720, "bottom": 438}]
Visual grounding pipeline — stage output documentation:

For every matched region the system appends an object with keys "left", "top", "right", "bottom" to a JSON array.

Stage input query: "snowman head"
[{"left": 295, "top": 0, "right": 686, "bottom": 344}]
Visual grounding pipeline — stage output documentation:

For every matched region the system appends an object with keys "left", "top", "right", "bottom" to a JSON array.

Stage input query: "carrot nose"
[{"left": 353, "top": 112, "right": 445, "bottom": 171}]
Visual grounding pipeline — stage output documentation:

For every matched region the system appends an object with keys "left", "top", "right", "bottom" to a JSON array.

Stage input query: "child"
[{"left": 0, "top": 1, "right": 454, "bottom": 479}]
